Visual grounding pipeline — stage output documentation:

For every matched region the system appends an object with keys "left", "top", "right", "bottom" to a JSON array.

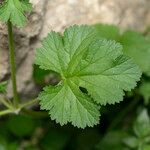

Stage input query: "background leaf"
[
  {"left": 139, "top": 81, "right": 150, "bottom": 104},
  {"left": 133, "top": 109, "right": 150, "bottom": 138},
  {"left": 0, "top": 0, "right": 32, "bottom": 27},
  {"left": 0, "top": 81, "right": 8, "bottom": 93}
]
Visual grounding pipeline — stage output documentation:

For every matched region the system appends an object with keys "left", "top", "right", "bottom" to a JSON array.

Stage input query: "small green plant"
[
  {"left": 97, "top": 109, "right": 150, "bottom": 150},
  {"left": 0, "top": 0, "right": 37, "bottom": 116},
  {"left": 124, "top": 109, "right": 150, "bottom": 149},
  {"left": 0, "top": 0, "right": 32, "bottom": 27},
  {"left": 0, "top": 0, "right": 150, "bottom": 149},
  {"left": 0, "top": 0, "right": 141, "bottom": 128}
]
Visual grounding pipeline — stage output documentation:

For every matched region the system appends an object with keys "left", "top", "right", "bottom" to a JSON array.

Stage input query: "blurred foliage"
[
  {"left": 139, "top": 81, "right": 150, "bottom": 104},
  {"left": 96, "top": 131, "right": 129, "bottom": 150},
  {"left": 94, "top": 24, "right": 120, "bottom": 41},
  {"left": 0, "top": 81, "right": 8, "bottom": 94},
  {"left": 7, "top": 115, "right": 36, "bottom": 137}
]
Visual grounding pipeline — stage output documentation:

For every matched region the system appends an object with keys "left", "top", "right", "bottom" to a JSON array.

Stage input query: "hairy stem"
[{"left": 7, "top": 21, "right": 19, "bottom": 108}]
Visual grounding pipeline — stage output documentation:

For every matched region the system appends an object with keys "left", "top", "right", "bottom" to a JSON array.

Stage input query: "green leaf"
[
  {"left": 139, "top": 81, "right": 150, "bottom": 104},
  {"left": 0, "top": 0, "right": 32, "bottom": 27},
  {"left": 133, "top": 109, "right": 150, "bottom": 138},
  {"left": 7, "top": 142, "right": 19, "bottom": 150},
  {"left": 123, "top": 136, "right": 139, "bottom": 148},
  {"left": 120, "top": 31, "right": 150, "bottom": 76},
  {"left": 93, "top": 24, "right": 120, "bottom": 41},
  {"left": 7, "top": 115, "right": 36, "bottom": 137},
  {"left": 39, "top": 84, "right": 100, "bottom": 128},
  {"left": 36, "top": 25, "right": 141, "bottom": 128},
  {"left": 74, "top": 43, "right": 141, "bottom": 105},
  {"left": 93, "top": 24, "right": 150, "bottom": 76},
  {"left": 144, "top": 145, "right": 150, "bottom": 150},
  {"left": 0, "top": 81, "right": 8, "bottom": 93},
  {"left": 0, "top": 135, "right": 7, "bottom": 150},
  {"left": 96, "top": 131, "right": 129, "bottom": 150}
]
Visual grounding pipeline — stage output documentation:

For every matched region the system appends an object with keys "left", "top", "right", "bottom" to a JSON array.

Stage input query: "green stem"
[
  {"left": 19, "top": 99, "right": 39, "bottom": 109},
  {"left": 0, "top": 99, "right": 39, "bottom": 117},
  {"left": 7, "top": 21, "right": 19, "bottom": 108},
  {"left": 0, "top": 109, "right": 13, "bottom": 116},
  {"left": 0, "top": 99, "right": 13, "bottom": 109}
]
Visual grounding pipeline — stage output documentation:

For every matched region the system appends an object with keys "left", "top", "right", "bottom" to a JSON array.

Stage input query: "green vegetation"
[{"left": 0, "top": 0, "right": 150, "bottom": 149}]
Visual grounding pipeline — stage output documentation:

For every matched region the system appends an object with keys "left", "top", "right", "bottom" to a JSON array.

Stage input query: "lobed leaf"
[
  {"left": 39, "top": 83, "right": 100, "bottom": 128},
  {"left": 93, "top": 24, "right": 150, "bottom": 76},
  {"left": 0, "top": 0, "right": 32, "bottom": 27},
  {"left": 35, "top": 25, "right": 141, "bottom": 128}
]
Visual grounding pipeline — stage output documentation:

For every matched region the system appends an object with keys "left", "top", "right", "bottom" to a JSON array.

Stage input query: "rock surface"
[{"left": 0, "top": 0, "right": 150, "bottom": 97}]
